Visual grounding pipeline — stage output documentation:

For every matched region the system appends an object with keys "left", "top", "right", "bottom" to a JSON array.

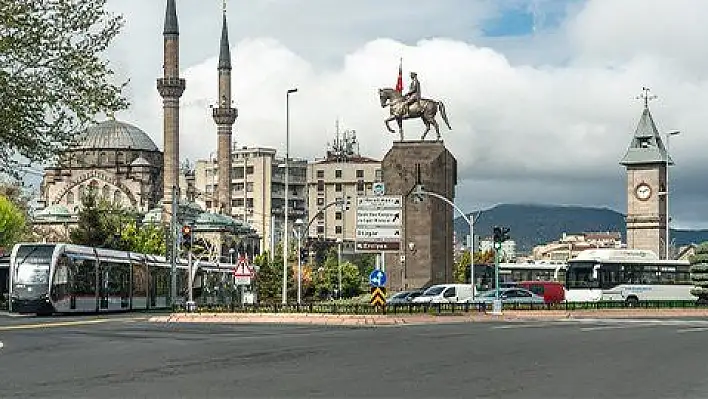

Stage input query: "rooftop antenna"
[{"left": 636, "top": 86, "right": 657, "bottom": 109}]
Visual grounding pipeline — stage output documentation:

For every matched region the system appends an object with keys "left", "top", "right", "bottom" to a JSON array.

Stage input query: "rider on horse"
[{"left": 403, "top": 72, "right": 421, "bottom": 116}]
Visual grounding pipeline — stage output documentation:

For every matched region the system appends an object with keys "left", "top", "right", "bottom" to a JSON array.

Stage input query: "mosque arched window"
[
  {"left": 66, "top": 192, "right": 74, "bottom": 205},
  {"left": 99, "top": 152, "right": 107, "bottom": 166},
  {"left": 102, "top": 185, "right": 110, "bottom": 199},
  {"left": 116, "top": 152, "right": 125, "bottom": 165},
  {"left": 113, "top": 190, "right": 122, "bottom": 205}
]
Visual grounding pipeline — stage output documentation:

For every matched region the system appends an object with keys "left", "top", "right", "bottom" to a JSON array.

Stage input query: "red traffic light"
[{"left": 181, "top": 225, "right": 192, "bottom": 235}]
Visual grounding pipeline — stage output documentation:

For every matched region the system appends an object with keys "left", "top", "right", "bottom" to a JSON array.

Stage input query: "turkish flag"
[{"left": 395, "top": 58, "right": 403, "bottom": 93}]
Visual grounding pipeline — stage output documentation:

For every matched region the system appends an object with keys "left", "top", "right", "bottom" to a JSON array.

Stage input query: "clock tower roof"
[{"left": 620, "top": 104, "right": 672, "bottom": 166}]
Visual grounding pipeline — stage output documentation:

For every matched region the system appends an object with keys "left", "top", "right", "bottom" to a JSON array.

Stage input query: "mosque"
[{"left": 33, "top": 0, "right": 258, "bottom": 258}]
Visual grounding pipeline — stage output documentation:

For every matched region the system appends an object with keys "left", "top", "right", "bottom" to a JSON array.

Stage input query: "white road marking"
[
  {"left": 676, "top": 327, "right": 708, "bottom": 333},
  {"left": 0, "top": 341, "right": 4, "bottom": 350},
  {"left": 491, "top": 323, "right": 561, "bottom": 330}
]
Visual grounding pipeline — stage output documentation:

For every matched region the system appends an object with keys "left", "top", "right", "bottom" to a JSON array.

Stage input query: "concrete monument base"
[{"left": 381, "top": 140, "right": 457, "bottom": 292}]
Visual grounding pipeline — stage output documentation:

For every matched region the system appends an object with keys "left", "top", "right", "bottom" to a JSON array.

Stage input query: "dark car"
[{"left": 386, "top": 290, "right": 423, "bottom": 305}]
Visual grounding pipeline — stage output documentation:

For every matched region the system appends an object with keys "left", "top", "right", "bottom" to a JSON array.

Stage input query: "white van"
[{"left": 411, "top": 284, "right": 474, "bottom": 304}]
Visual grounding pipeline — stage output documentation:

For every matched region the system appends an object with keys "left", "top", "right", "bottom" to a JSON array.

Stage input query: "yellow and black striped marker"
[{"left": 370, "top": 287, "right": 386, "bottom": 306}]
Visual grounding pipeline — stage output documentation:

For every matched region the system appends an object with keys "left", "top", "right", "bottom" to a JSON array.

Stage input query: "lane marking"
[
  {"left": 0, "top": 318, "right": 118, "bottom": 331},
  {"left": 676, "top": 327, "right": 708, "bottom": 333},
  {"left": 491, "top": 323, "right": 561, "bottom": 330},
  {"left": 0, "top": 341, "right": 3, "bottom": 350}
]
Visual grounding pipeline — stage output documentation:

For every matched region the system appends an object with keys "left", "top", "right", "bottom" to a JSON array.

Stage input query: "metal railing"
[{"left": 173, "top": 300, "right": 708, "bottom": 315}]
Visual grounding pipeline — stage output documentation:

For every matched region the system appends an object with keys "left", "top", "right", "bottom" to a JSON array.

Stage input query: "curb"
[{"left": 148, "top": 309, "right": 708, "bottom": 327}]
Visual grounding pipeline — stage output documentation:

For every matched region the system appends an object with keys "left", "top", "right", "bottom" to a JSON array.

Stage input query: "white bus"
[{"left": 565, "top": 249, "right": 693, "bottom": 305}]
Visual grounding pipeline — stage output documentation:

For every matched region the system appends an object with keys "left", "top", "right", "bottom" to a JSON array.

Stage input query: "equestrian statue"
[{"left": 378, "top": 72, "right": 451, "bottom": 141}]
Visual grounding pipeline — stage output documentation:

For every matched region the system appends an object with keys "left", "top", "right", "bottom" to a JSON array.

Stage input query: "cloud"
[{"left": 108, "top": 0, "right": 708, "bottom": 229}]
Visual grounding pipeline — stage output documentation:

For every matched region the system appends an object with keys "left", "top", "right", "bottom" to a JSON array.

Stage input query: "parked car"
[
  {"left": 468, "top": 287, "right": 545, "bottom": 305},
  {"left": 516, "top": 281, "right": 565, "bottom": 304},
  {"left": 412, "top": 284, "right": 475, "bottom": 304},
  {"left": 386, "top": 290, "right": 423, "bottom": 305}
]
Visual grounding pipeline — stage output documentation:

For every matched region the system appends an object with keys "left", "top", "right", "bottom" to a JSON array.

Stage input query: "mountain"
[{"left": 453, "top": 204, "right": 708, "bottom": 254}]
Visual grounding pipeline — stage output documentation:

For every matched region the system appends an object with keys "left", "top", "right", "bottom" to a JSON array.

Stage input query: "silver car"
[{"left": 468, "top": 287, "right": 545, "bottom": 305}]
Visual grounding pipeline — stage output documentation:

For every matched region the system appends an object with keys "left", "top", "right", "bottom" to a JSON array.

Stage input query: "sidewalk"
[{"left": 149, "top": 308, "right": 708, "bottom": 327}]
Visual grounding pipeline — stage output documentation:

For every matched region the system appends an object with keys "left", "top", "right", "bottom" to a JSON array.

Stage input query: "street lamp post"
[
  {"left": 411, "top": 185, "right": 477, "bottom": 299},
  {"left": 282, "top": 88, "right": 298, "bottom": 304},
  {"left": 664, "top": 130, "right": 680, "bottom": 260},
  {"left": 294, "top": 218, "right": 304, "bottom": 305}
]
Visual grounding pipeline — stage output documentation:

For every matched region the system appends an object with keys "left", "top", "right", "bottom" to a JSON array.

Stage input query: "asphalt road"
[{"left": 1, "top": 315, "right": 708, "bottom": 398}]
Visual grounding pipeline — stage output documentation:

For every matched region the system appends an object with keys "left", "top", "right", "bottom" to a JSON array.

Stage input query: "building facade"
[
  {"left": 193, "top": 145, "right": 307, "bottom": 254},
  {"left": 306, "top": 128, "right": 380, "bottom": 246},
  {"left": 531, "top": 232, "right": 624, "bottom": 260},
  {"left": 620, "top": 91, "right": 670, "bottom": 259}
]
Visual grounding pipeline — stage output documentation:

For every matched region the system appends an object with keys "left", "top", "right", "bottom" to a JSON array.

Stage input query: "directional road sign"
[
  {"left": 356, "top": 195, "right": 402, "bottom": 253},
  {"left": 369, "top": 269, "right": 387, "bottom": 287},
  {"left": 370, "top": 287, "right": 386, "bottom": 307}
]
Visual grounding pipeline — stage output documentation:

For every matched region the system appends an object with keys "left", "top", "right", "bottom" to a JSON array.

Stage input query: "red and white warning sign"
[{"left": 233, "top": 255, "right": 254, "bottom": 285}]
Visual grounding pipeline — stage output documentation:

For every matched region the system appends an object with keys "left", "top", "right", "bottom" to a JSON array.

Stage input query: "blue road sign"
[{"left": 369, "top": 269, "right": 387, "bottom": 287}]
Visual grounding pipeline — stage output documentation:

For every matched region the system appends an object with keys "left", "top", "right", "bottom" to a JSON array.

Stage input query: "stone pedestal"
[{"left": 381, "top": 141, "right": 457, "bottom": 291}]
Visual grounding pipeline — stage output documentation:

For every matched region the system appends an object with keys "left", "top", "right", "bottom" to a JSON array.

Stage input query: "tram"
[{"left": 8, "top": 242, "right": 238, "bottom": 315}]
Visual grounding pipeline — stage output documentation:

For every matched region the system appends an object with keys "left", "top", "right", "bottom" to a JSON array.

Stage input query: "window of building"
[
  {"left": 335, "top": 212, "right": 342, "bottom": 220},
  {"left": 317, "top": 180, "right": 324, "bottom": 192},
  {"left": 335, "top": 169, "right": 342, "bottom": 178},
  {"left": 317, "top": 212, "right": 325, "bottom": 220},
  {"left": 335, "top": 226, "right": 342, "bottom": 234},
  {"left": 317, "top": 197, "right": 325, "bottom": 206},
  {"left": 357, "top": 181, "right": 365, "bottom": 192},
  {"left": 66, "top": 192, "right": 74, "bottom": 205},
  {"left": 356, "top": 169, "right": 364, "bottom": 178},
  {"left": 113, "top": 190, "right": 122, "bottom": 205},
  {"left": 246, "top": 198, "right": 254, "bottom": 208},
  {"left": 247, "top": 166, "right": 254, "bottom": 174},
  {"left": 246, "top": 182, "right": 254, "bottom": 192},
  {"left": 335, "top": 183, "right": 342, "bottom": 192},
  {"left": 102, "top": 185, "right": 110, "bottom": 199},
  {"left": 317, "top": 226, "right": 324, "bottom": 234},
  {"left": 233, "top": 168, "right": 244, "bottom": 179},
  {"left": 375, "top": 169, "right": 383, "bottom": 182},
  {"left": 317, "top": 170, "right": 324, "bottom": 178},
  {"left": 206, "top": 200, "right": 212, "bottom": 208},
  {"left": 234, "top": 183, "right": 244, "bottom": 192},
  {"left": 233, "top": 198, "right": 244, "bottom": 207}
]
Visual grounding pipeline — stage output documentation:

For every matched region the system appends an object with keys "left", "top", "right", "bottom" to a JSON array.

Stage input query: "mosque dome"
[{"left": 74, "top": 119, "right": 159, "bottom": 152}]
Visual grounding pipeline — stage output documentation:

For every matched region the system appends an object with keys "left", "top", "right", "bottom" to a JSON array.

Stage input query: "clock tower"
[{"left": 620, "top": 88, "right": 672, "bottom": 259}]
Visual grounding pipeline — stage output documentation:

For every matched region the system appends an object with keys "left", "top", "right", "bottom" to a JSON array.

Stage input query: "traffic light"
[
  {"left": 181, "top": 225, "right": 193, "bottom": 249},
  {"left": 300, "top": 248, "right": 309, "bottom": 263},
  {"left": 492, "top": 226, "right": 510, "bottom": 250}
]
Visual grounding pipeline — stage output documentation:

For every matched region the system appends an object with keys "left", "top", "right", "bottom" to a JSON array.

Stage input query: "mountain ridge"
[{"left": 453, "top": 204, "right": 708, "bottom": 254}]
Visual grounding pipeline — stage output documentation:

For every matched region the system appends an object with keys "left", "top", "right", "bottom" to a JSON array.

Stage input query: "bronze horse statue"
[{"left": 378, "top": 87, "right": 451, "bottom": 141}]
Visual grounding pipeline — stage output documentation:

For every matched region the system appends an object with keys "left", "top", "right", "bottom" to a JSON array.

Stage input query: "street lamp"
[
  {"left": 283, "top": 87, "right": 298, "bottom": 304},
  {"left": 411, "top": 185, "right": 479, "bottom": 301},
  {"left": 294, "top": 218, "right": 304, "bottom": 304},
  {"left": 660, "top": 130, "right": 680, "bottom": 260}
]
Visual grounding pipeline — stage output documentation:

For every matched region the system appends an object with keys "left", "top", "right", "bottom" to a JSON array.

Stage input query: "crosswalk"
[{"left": 490, "top": 318, "right": 708, "bottom": 333}]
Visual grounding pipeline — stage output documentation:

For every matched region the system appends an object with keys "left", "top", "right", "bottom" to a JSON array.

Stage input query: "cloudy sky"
[{"left": 98, "top": 0, "right": 708, "bottom": 229}]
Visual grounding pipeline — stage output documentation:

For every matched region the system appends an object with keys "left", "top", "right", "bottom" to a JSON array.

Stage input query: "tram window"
[
  {"left": 132, "top": 262, "right": 148, "bottom": 297},
  {"left": 51, "top": 256, "right": 71, "bottom": 301},
  {"left": 72, "top": 258, "right": 96, "bottom": 296}
]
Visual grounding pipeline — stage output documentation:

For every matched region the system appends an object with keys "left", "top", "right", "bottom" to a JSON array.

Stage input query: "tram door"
[{"left": 99, "top": 262, "right": 109, "bottom": 310}]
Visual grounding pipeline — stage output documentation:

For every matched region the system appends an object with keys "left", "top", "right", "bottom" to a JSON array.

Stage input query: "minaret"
[
  {"left": 157, "top": 0, "right": 186, "bottom": 212},
  {"left": 620, "top": 87, "right": 670, "bottom": 258},
  {"left": 212, "top": 2, "right": 238, "bottom": 214}
]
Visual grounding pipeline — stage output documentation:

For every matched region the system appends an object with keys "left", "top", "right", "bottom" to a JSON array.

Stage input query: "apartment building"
[
  {"left": 193, "top": 145, "right": 307, "bottom": 254},
  {"left": 306, "top": 128, "right": 381, "bottom": 245}
]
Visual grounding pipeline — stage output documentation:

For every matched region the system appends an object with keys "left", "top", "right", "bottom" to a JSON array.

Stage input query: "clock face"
[{"left": 635, "top": 183, "right": 652, "bottom": 201}]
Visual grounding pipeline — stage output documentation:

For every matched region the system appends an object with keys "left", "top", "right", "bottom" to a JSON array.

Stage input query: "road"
[{"left": 1, "top": 314, "right": 708, "bottom": 398}]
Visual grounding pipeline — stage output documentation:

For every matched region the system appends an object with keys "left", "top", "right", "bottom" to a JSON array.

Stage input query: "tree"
[
  {"left": 0, "top": 1, "right": 128, "bottom": 177},
  {"left": 689, "top": 243, "right": 708, "bottom": 303},
  {"left": 454, "top": 250, "right": 496, "bottom": 284},
  {"left": 313, "top": 248, "right": 361, "bottom": 299},
  {"left": 0, "top": 195, "right": 25, "bottom": 250},
  {"left": 120, "top": 222, "right": 165, "bottom": 256},
  {"left": 69, "top": 190, "right": 139, "bottom": 250}
]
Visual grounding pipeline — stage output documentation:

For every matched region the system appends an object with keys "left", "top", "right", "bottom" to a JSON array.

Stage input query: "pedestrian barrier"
[{"left": 174, "top": 300, "right": 707, "bottom": 315}]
